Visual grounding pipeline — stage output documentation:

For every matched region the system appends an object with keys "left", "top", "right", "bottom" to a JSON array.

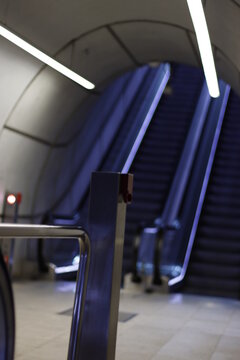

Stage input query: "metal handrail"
[
  {"left": 121, "top": 63, "right": 170, "bottom": 173},
  {"left": 0, "top": 223, "right": 90, "bottom": 360},
  {"left": 161, "top": 81, "right": 211, "bottom": 225}
]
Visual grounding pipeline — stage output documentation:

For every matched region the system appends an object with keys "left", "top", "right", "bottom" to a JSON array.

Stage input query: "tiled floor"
[{"left": 13, "top": 278, "right": 240, "bottom": 360}]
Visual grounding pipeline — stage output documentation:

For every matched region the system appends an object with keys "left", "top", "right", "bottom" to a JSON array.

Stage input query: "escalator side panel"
[
  {"left": 124, "top": 64, "right": 204, "bottom": 273},
  {"left": 183, "top": 91, "right": 240, "bottom": 298}
]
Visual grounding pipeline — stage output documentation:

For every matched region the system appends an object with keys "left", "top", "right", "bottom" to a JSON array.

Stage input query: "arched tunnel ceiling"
[
  {"left": 0, "top": 0, "right": 239, "bottom": 217},
  {"left": 1, "top": 0, "right": 240, "bottom": 91}
]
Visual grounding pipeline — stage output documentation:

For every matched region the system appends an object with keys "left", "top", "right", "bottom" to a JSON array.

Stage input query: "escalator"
[
  {"left": 77, "top": 66, "right": 162, "bottom": 225},
  {"left": 49, "top": 63, "right": 205, "bottom": 277},
  {"left": 47, "top": 65, "right": 166, "bottom": 272},
  {"left": 182, "top": 91, "right": 240, "bottom": 298},
  {"left": 123, "top": 64, "right": 204, "bottom": 273},
  {"left": 101, "top": 67, "right": 160, "bottom": 172}
]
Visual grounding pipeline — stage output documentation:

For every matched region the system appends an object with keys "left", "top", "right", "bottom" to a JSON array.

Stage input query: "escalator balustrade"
[
  {"left": 124, "top": 64, "right": 204, "bottom": 274},
  {"left": 183, "top": 91, "right": 240, "bottom": 298}
]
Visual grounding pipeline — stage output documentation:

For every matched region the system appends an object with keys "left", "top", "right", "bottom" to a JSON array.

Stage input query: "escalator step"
[
  {"left": 183, "top": 91, "right": 240, "bottom": 298},
  {"left": 184, "top": 275, "right": 240, "bottom": 294},
  {"left": 191, "top": 250, "right": 240, "bottom": 267},
  {"left": 123, "top": 64, "right": 203, "bottom": 272},
  {"left": 188, "top": 262, "right": 240, "bottom": 279},
  {"left": 197, "top": 238, "right": 240, "bottom": 252},
  {"left": 198, "top": 226, "right": 240, "bottom": 240}
]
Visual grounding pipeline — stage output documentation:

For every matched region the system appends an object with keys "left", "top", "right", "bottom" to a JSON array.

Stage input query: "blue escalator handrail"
[
  {"left": 169, "top": 83, "right": 231, "bottom": 287},
  {"left": 161, "top": 81, "right": 211, "bottom": 226},
  {"left": 121, "top": 63, "right": 170, "bottom": 173},
  {"left": 50, "top": 65, "right": 169, "bottom": 223}
]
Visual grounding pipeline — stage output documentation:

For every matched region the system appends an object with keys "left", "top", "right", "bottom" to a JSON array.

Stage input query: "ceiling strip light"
[
  {"left": 186, "top": 0, "right": 220, "bottom": 98},
  {"left": 0, "top": 25, "right": 95, "bottom": 90}
]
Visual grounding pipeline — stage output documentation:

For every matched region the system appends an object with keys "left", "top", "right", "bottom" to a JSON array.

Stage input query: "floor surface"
[{"left": 13, "top": 278, "right": 240, "bottom": 360}]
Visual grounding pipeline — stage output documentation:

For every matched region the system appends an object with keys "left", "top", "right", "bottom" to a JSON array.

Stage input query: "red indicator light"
[
  {"left": 7, "top": 194, "right": 16, "bottom": 205},
  {"left": 4, "top": 255, "right": 9, "bottom": 265},
  {"left": 16, "top": 193, "right": 22, "bottom": 204}
]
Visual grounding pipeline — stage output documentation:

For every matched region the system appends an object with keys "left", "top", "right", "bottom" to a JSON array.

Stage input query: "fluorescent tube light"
[
  {"left": 186, "top": 0, "right": 220, "bottom": 98},
  {"left": 0, "top": 25, "right": 95, "bottom": 90}
]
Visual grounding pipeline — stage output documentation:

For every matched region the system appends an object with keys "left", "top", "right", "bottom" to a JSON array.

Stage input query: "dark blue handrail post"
[{"left": 71, "top": 172, "right": 133, "bottom": 360}]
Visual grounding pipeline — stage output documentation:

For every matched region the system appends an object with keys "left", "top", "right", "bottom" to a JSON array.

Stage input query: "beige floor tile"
[
  {"left": 215, "top": 335, "right": 240, "bottom": 356},
  {"left": 156, "top": 328, "right": 220, "bottom": 360},
  {"left": 12, "top": 280, "right": 240, "bottom": 360},
  {"left": 211, "top": 352, "right": 240, "bottom": 360},
  {"left": 184, "top": 318, "right": 228, "bottom": 336}
]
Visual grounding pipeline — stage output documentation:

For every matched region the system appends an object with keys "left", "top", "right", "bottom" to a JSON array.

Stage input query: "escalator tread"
[
  {"left": 184, "top": 91, "right": 240, "bottom": 298},
  {"left": 123, "top": 64, "right": 203, "bottom": 272}
]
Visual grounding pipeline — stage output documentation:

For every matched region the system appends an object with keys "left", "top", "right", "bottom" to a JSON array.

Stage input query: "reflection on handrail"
[
  {"left": 0, "top": 223, "right": 90, "bottom": 360},
  {"left": 121, "top": 63, "right": 170, "bottom": 173},
  {"left": 161, "top": 81, "right": 211, "bottom": 225}
]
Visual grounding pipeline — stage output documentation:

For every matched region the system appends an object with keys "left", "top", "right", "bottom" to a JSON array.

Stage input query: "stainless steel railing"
[{"left": 0, "top": 223, "right": 90, "bottom": 360}]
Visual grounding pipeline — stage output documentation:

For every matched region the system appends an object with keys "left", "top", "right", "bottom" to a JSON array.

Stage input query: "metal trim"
[{"left": 0, "top": 223, "right": 90, "bottom": 360}]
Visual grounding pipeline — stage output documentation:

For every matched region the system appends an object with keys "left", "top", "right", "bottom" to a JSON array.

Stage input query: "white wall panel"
[
  {"left": 6, "top": 66, "right": 88, "bottom": 143},
  {"left": 0, "top": 0, "right": 8, "bottom": 23},
  {"left": 112, "top": 22, "right": 199, "bottom": 67},
  {"left": 215, "top": 50, "right": 240, "bottom": 94},
  {"left": 0, "top": 129, "right": 48, "bottom": 215},
  {"left": 0, "top": 37, "right": 42, "bottom": 129},
  {"left": 206, "top": 0, "right": 240, "bottom": 75},
  {"left": 5, "top": 0, "right": 192, "bottom": 55},
  {"left": 1, "top": 0, "right": 239, "bottom": 93},
  {"left": 72, "top": 28, "right": 134, "bottom": 87}
]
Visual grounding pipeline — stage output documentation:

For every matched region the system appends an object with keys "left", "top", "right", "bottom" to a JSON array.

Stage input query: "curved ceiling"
[{"left": 0, "top": 0, "right": 239, "bottom": 217}]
